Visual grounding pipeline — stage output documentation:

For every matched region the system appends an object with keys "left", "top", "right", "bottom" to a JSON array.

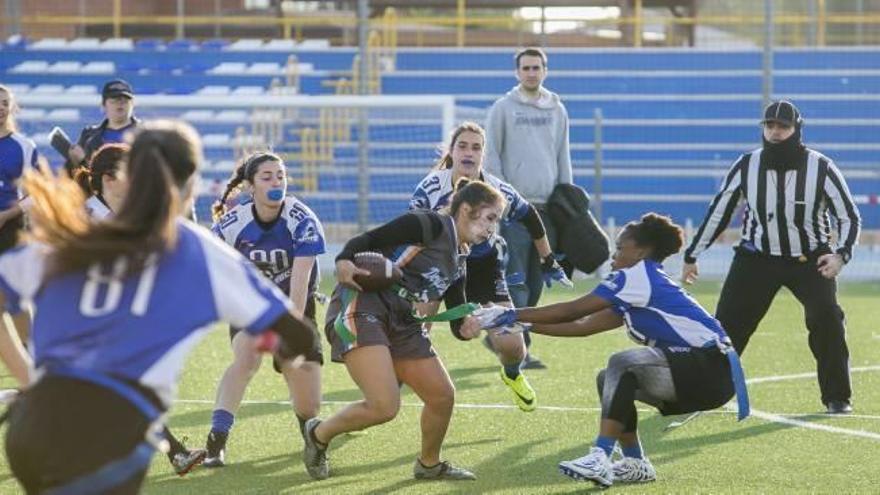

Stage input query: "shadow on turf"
[{"left": 637, "top": 412, "right": 799, "bottom": 467}]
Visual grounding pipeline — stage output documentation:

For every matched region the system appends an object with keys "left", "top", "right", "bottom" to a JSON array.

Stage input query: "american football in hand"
[{"left": 353, "top": 252, "right": 403, "bottom": 291}]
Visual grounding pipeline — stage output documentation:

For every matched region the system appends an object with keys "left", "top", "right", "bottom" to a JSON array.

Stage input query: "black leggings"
[{"left": 4, "top": 376, "right": 154, "bottom": 494}]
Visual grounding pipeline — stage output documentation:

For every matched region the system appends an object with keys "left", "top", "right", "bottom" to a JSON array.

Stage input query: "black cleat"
[
  {"left": 825, "top": 400, "right": 853, "bottom": 414},
  {"left": 203, "top": 430, "right": 228, "bottom": 468}
]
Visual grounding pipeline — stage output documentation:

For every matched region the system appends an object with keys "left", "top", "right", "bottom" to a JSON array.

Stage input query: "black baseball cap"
[
  {"left": 102, "top": 79, "right": 134, "bottom": 100},
  {"left": 761, "top": 100, "right": 802, "bottom": 127}
]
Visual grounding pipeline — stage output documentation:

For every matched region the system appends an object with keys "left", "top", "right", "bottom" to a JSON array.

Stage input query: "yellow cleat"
[{"left": 500, "top": 369, "right": 536, "bottom": 412}]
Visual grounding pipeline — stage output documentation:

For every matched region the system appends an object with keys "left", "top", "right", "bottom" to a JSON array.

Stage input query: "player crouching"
[{"left": 473, "top": 213, "right": 749, "bottom": 488}]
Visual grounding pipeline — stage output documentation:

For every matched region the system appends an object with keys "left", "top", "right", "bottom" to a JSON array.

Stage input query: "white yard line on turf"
[{"left": 174, "top": 366, "right": 880, "bottom": 434}]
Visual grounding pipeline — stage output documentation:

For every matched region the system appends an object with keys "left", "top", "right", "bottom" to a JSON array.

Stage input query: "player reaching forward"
[{"left": 474, "top": 213, "right": 749, "bottom": 488}]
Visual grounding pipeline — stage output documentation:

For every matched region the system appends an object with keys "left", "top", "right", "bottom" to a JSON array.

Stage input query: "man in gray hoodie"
[{"left": 484, "top": 47, "right": 574, "bottom": 369}]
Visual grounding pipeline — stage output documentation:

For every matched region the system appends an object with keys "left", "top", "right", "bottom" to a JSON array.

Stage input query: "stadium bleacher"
[{"left": 3, "top": 38, "right": 877, "bottom": 230}]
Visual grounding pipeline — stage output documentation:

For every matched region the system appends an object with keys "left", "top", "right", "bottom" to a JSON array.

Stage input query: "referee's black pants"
[{"left": 715, "top": 249, "right": 851, "bottom": 406}]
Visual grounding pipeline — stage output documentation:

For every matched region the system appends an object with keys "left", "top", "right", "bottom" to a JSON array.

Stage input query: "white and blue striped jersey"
[
  {"left": 0, "top": 221, "right": 292, "bottom": 405},
  {"left": 592, "top": 259, "right": 727, "bottom": 349},
  {"left": 0, "top": 132, "right": 38, "bottom": 208},
  {"left": 410, "top": 169, "right": 530, "bottom": 258},
  {"left": 212, "top": 197, "right": 325, "bottom": 295}
]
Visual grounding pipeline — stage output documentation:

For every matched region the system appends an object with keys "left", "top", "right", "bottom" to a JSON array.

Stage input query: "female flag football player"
[
  {"left": 473, "top": 213, "right": 749, "bottom": 488},
  {"left": 10, "top": 142, "right": 209, "bottom": 477},
  {"left": 409, "top": 121, "right": 572, "bottom": 412},
  {"left": 302, "top": 180, "right": 507, "bottom": 482},
  {"left": 203, "top": 151, "right": 325, "bottom": 467},
  {"left": 0, "top": 84, "right": 38, "bottom": 388},
  {"left": 0, "top": 121, "right": 316, "bottom": 494}
]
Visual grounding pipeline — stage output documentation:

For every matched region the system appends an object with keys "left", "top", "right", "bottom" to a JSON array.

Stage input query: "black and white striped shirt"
[{"left": 684, "top": 148, "right": 861, "bottom": 262}]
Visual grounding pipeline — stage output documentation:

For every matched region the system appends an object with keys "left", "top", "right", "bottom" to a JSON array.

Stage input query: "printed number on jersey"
[
  {"left": 249, "top": 249, "right": 290, "bottom": 273},
  {"left": 79, "top": 255, "right": 159, "bottom": 317}
]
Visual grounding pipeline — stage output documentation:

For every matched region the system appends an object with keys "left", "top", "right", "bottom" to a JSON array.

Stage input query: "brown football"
[{"left": 353, "top": 252, "right": 403, "bottom": 291}]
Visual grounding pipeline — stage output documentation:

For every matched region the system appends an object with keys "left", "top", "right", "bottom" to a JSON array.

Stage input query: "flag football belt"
[
  {"left": 333, "top": 287, "right": 480, "bottom": 345},
  {"left": 42, "top": 366, "right": 165, "bottom": 495},
  {"left": 715, "top": 342, "right": 751, "bottom": 421}
]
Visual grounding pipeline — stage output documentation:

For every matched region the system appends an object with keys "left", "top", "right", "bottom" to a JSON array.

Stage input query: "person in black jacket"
[
  {"left": 682, "top": 100, "right": 861, "bottom": 414},
  {"left": 65, "top": 79, "right": 139, "bottom": 174}
]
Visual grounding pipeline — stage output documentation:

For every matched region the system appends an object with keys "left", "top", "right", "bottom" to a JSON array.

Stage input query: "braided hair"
[{"left": 211, "top": 151, "right": 283, "bottom": 222}]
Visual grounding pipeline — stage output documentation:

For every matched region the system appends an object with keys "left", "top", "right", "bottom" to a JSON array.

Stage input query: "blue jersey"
[
  {"left": 212, "top": 197, "right": 325, "bottom": 295},
  {"left": 0, "top": 221, "right": 292, "bottom": 405},
  {"left": 592, "top": 259, "right": 727, "bottom": 350},
  {"left": 0, "top": 132, "right": 38, "bottom": 208},
  {"left": 410, "top": 169, "right": 530, "bottom": 259}
]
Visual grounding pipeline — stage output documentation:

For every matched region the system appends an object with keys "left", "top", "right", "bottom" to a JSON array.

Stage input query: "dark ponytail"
[
  {"left": 212, "top": 151, "right": 283, "bottom": 222},
  {"left": 73, "top": 143, "right": 128, "bottom": 197}
]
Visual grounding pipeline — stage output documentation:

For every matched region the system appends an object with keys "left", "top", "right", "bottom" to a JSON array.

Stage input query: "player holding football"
[
  {"left": 203, "top": 151, "right": 325, "bottom": 467},
  {"left": 410, "top": 121, "right": 572, "bottom": 412},
  {"left": 302, "top": 180, "right": 507, "bottom": 482},
  {"left": 473, "top": 213, "right": 749, "bottom": 488}
]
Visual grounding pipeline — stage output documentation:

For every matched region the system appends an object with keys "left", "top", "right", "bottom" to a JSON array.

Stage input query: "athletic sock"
[
  {"left": 595, "top": 435, "right": 616, "bottom": 457},
  {"left": 503, "top": 363, "right": 522, "bottom": 380},
  {"left": 211, "top": 409, "right": 235, "bottom": 435},
  {"left": 622, "top": 443, "right": 643, "bottom": 459}
]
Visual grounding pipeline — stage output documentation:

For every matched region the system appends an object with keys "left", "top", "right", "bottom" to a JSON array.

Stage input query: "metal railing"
[{"left": 12, "top": 6, "right": 880, "bottom": 47}]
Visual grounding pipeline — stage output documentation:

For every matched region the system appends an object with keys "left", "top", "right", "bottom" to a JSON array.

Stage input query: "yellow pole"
[
  {"left": 817, "top": 0, "right": 827, "bottom": 46},
  {"left": 113, "top": 0, "right": 121, "bottom": 38},
  {"left": 634, "top": 0, "right": 643, "bottom": 47},
  {"left": 457, "top": 0, "right": 465, "bottom": 47}
]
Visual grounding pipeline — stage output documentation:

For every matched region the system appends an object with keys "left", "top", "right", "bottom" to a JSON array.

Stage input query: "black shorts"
[
  {"left": 324, "top": 284, "right": 435, "bottom": 363},
  {"left": 0, "top": 216, "right": 25, "bottom": 254},
  {"left": 465, "top": 254, "right": 511, "bottom": 305},
  {"left": 658, "top": 347, "right": 735, "bottom": 416},
  {"left": 4, "top": 376, "right": 156, "bottom": 494},
  {"left": 229, "top": 295, "right": 324, "bottom": 368}
]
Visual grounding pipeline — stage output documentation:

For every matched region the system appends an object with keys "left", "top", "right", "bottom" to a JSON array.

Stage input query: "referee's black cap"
[
  {"left": 761, "top": 100, "right": 802, "bottom": 127},
  {"left": 102, "top": 79, "right": 134, "bottom": 101}
]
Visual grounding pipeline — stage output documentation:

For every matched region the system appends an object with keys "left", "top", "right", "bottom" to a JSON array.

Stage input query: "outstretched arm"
[
  {"left": 517, "top": 293, "right": 612, "bottom": 324},
  {"left": 530, "top": 308, "right": 623, "bottom": 337}
]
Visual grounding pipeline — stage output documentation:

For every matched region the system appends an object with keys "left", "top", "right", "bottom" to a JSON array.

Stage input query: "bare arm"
[
  {"left": 516, "top": 293, "right": 613, "bottom": 324},
  {"left": 530, "top": 308, "right": 623, "bottom": 338},
  {"left": 288, "top": 256, "right": 316, "bottom": 320}
]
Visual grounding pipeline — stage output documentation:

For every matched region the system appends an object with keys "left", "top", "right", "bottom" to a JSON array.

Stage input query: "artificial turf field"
[{"left": 1, "top": 280, "right": 878, "bottom": 494}]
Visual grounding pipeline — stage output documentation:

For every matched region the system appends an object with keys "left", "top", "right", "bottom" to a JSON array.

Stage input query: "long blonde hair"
[{"left": 25, "top": 120, "right": 201, "bottom": 275}]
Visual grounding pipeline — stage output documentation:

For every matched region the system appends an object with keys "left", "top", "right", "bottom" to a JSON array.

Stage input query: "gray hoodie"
[{"left": 484, "top": 86, "right": 573, "bottom": 204}]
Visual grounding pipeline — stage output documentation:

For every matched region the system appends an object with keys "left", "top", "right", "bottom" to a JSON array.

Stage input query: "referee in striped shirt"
[{"left": 682, "top": 100, "right": 861, "bottom": 414}]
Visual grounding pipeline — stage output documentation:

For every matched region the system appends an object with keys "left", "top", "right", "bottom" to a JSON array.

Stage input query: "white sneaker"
[
  {"left": 558, "top": 447, "right": 613, "bottom": 487},
  {"left": 612, "top": 456, "right": 657, "bottom": 483}
]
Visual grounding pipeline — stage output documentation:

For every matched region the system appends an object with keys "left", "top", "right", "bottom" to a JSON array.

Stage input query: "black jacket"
[
  {"left": 65, "top": 117, "right": 140, "bottom": 173},
  {"left": 546, "top": 183, "right": 609, "bottom": 274}
]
